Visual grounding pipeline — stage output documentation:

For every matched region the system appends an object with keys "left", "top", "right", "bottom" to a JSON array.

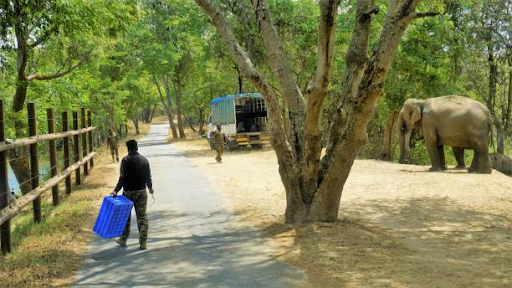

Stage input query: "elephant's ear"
[{"left": 410, "top": 106, "right": 421, "bottom": 127}]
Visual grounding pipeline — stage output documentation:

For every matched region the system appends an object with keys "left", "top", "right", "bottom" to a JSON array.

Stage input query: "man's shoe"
[
  {"left": 140, "top": 242, "right": 147, "bottom": 250},
  {"left": 115, "top": 238, "right": 126, "bottom": 247}
]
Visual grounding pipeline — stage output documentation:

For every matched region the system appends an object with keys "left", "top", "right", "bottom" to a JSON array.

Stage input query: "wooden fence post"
[
  {"left": 81, "top": 108, "right": 88, "bottom": 176},
  {"left": 47, "top": 108, "right": 59, "bottom": 206},
  {"left": 28, "top": 103, "right": 41, "bottom": 223},
  {"left": 73, "top": 111, "right": 81, "bottom": 185},
  {"left": 87, "top": 110, "right": 94, "bottom": 168},
  {"left": 62, "top": 112, "right": 72, "bottom": 194},
  {"left": 0, "top": 100, "right": 11, "bottom": 254}
]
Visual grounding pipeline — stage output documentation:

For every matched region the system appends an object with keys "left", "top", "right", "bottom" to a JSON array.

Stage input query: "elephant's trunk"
[
  {"left": 403, "top": 130, "right": 412, "bottom": 163},
  {"left": 398, "top": 116, "right": 411, "bottom": 164}
]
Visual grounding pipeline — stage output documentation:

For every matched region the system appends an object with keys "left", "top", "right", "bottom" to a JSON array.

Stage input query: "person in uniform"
[
  {"left": 111, "top": 140, "right": 154, "bottom": 250},
  {"left": 212, "top": 125, "right": 226, "bottom": 163},
  {"left": 107, "top": 129, "right": 120, "bottom": 162}
]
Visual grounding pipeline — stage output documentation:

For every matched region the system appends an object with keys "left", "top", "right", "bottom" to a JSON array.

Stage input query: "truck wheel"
[{"left": 251, "top": 144, "right": 263, "bottom": 150}]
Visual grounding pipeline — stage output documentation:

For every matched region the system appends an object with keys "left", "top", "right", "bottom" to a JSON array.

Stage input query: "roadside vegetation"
[{"left": 0, "top": 124, "right": 148, "bottom": 287}]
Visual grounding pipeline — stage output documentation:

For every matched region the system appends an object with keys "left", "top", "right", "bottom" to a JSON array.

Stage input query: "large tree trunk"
[
  {"left": 131, "top": 115, "right": 140, "bottom": 135},
  {"left": 10, "top": 18, "right": 32, "bottom": 195},
  {"left": 195, "top": 0, "right": 433, "bottom": 223},
  {"left": 149, "top": 105, "right": 156, "bottom": 123},
  {"left": 108, "top": 104, "right": 115, "bottom": 131},
  {"left": 496, "top": 125, "right": 504, "bottom": 155},
  {"left": 235, "top": 65, "right": 243, "bottom": 94},
  {"left": 184, "top": 115, "right": 197, "bottom": 133},
  {"left": 198, "top": 107, "right": 206, "bottom": 135},
  {"left": 381, "top": 111, "right": 399, "bottom": 161},
  {"left": 9, "top": 0, "right": 91, "bottom": 195},
  {"left": 142, "top": 105, "right": 155, "bottom": 124},
  {"left": 155, "top": 76, "right": 178, "bottom": 138},
  {"left": 498, "top": 68, "right": 512, "bottom": 155},
  {"left": 173, "top": 76, "right": 186, "bottom": 139},
  {"left": 487, "top": 48, "right": 498, "bottom": 111},
  {"left": 444, "top": 1, "right": 463, "bottom": 80}
]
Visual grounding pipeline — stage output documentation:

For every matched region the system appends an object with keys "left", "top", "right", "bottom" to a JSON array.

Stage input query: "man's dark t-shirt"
[{"left": 114, "top": 151, "right": 153, "bottom": 192}]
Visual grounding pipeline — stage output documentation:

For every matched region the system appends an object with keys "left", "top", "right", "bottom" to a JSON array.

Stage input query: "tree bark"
[
  {"left": 107, "top": 103, "right": 115, "bottom": 131},
  {"left": 155, "top": 76, "right": 178, "bottom": 138},
  {"left": 487, "top": 47, "right": 498, "bottom": 111},
  {"left": 234, "top": 64, "right": 243, "bottom": 94},
  {"left": 8, "top": 0, "right": 92, "bottom": 196},
  {"left": 173, "top": 75, "right": 186, "bottom": 139},
  {"left": 131, "top": 115, "right": 140, "bottom": 135},
  {"left": 184, "top": 115, "right": 197, "bottom": 133},
  {"left": 497, "top": 68, "right": 512, "bottom": 154},
  {"left": 198, "top": 107, "right": 206, "bottom": 135},
  {"left": 382, "top": 111, "right": 399, "bottom": 161}
]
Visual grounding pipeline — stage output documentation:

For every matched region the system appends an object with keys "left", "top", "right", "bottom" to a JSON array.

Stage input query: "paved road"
[{"left": 74, "top": 124, "right": 308, "bottom": 287}]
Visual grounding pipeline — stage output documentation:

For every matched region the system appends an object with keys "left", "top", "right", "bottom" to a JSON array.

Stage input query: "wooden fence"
[{"left": 0, "top": 100, "right": 96, "bottom": 254}]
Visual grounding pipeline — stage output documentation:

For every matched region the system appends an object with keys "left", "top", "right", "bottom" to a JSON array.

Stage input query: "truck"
[{"left": 207, "top": 93, "right": 270, "bottom": 150}]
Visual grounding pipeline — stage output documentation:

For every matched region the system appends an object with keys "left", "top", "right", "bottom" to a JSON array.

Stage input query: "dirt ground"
[{"left": 173, "top": 132, "right": 512, "bottom": 288}]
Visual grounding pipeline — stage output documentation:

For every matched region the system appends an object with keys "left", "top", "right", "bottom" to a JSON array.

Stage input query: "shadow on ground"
[
  {"left": 257, "top": 196, "right": 512, "bottom": 287},
  {"left": 75, "top": 209, "right": 305, "bottom": 287}
]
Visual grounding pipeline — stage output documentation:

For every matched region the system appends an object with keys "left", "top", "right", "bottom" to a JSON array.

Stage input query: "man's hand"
[
  {"left": 149, "top": 188, "right": 154, "bottom": 195},
  {"left": 110, "top": 191, "right": 118, "bottom": 198}
]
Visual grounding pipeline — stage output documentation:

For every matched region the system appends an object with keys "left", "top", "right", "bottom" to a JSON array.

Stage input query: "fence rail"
[{"left": 0, "top": 100, "right": 95, "bottom": 254}]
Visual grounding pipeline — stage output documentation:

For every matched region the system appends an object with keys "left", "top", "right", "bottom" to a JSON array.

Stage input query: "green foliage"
[{"left": 0, "top": 0, "right": 509, "bottom": 159}]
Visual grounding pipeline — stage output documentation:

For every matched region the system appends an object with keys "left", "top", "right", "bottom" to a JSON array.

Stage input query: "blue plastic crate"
[{"left": 93, "top": 195, "right": 134, "bottom": 238}]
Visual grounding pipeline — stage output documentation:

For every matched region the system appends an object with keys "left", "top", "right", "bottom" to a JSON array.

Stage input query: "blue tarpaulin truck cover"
[{"left": 210, "top": 93, "right": 262, "bottom": 125}]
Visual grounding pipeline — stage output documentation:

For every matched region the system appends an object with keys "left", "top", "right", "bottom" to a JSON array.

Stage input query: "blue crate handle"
[{"left": 107, "top": 195, "right": 133, "bottom": 204}]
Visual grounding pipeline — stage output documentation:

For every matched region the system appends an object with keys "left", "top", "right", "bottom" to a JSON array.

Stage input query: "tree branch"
[
  {"left": 194, "top": 0, "right": 295, "bottom": 173},
  {"left": 323, "top": 0, "right": 376, "bottom": 168},
  {"left": 306, "top": 0, "right": 341, "bottom": 102},
  {"left": 300, "top": 0, "right": 341, "bottom": 203},
  {"left": 26, "top": 51, "right": 92, "bottom": 81},
  {"left": 413, "top": 12, "right": 440, "bottom": 18},
  {"left": 402, "top": 11, "right": 440, "bottom": 22},
  {"left": 251, "top": 0, "right": 305, "bottom": 114},
  {"left": 364, "top": 7, "right": 380, "bottom": 15},
  {"left": 153, "top": 76, "right": 169, "bottom": 111}
]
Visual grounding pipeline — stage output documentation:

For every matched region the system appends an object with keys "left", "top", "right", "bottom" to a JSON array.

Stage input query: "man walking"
[
  {"left": 107, "top": 129, "right": 120, "bottom": 162},
  {"left": 111, "top": 140, "right": 153, "bottom": 250},
  {"left": 212, "top": 125, "right": 226, "bottom": 163}
]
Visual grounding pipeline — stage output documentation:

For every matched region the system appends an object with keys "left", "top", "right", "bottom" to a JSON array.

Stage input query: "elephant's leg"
[
  {"left": 476, "top": 148, "right": 492, "bottom": 174},
  {"left": 437, "top": 145, "right": 447, "bottom": 170},
  {"left": 453, "top": 147, "right": 465, "bottom": 169},
  {"left": 469, "top": 150, "right": 479, "bottom": 173},
  {"left": 426, "top": 141, "right": 443, "bottom": 171}
]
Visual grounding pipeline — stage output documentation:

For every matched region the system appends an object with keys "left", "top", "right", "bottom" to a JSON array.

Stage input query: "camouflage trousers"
[
  {"left": 215, "top": 145, "right": 223, "bottom": 163},
  {"left": 110, "top": 147, "right": 119, "bottom": 162},
  {"left": 122, "top": 189, "right": 148, "bottom": 243}
]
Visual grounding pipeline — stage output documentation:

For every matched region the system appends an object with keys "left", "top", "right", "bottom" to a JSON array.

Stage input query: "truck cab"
[{"left": 207, "top": 93, "right": 270, "bottom": 149}]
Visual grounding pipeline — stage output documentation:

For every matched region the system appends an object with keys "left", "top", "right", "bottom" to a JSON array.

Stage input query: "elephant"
[
  {"left": 490, "top": 153, "right": 512, "bottom": 176},
  {"left": 398, "top": 95, "right": 492, "bottom": 174}
]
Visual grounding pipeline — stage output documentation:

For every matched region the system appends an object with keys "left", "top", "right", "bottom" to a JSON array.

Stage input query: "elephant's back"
[
  {"left": 430, "top": 95, "right": 489, "bottom": 117},
  {"left": 429, "top": 95, "right": 491, "bottom": 148}
]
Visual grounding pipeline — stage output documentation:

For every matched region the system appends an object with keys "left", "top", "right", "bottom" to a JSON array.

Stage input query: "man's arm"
[{"left": 146, "top": 161, "right": 154, "bottom": 194}]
